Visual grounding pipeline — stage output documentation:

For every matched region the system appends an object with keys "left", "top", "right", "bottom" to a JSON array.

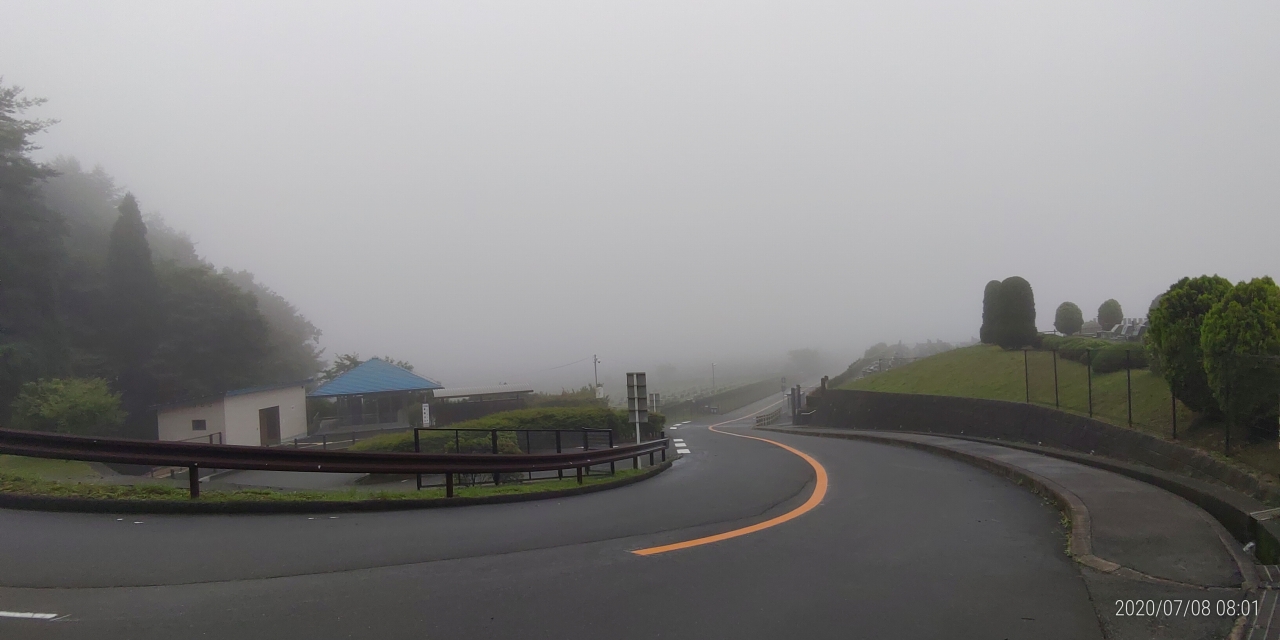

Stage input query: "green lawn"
[
  {"left": 842, "top": 345, "right": 1280, "bottom": 482},
  {"left": 0, "top": 455, "right": 102, "bottom": 482},
  {"left": 0, "top": 467, "right": 651, "bottom": 502}
]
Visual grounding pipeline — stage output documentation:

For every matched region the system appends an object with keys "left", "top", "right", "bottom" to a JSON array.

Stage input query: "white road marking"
[
  {"left": 0, "top": 611, "right": 59, "bottom": 620},
  {"left": 677, "top": 449, "right": 691, "bottom": 454},
  {"left": 669, "top": 427, "right": 677, "bottom": 430}
]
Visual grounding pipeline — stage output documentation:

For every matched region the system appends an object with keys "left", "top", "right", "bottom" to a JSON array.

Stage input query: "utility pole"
[
  {"left": 712, "top": 362, "right": 716, "bottom": 392},
  {"left": 593, "top": 354, "right": 600, "bottom": 393}
]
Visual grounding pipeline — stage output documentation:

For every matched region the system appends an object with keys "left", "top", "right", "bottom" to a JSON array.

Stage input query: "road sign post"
[{"left": 627, "top": 372, "right": 648, "bottom": 445}]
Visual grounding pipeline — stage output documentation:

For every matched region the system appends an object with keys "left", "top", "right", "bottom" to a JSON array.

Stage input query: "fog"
[{"left": 4, "top": 2, "right": 1278, "bottom": 391}]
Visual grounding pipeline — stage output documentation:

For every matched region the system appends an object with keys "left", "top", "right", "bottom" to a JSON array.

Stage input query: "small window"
[{"left": 192, "top": 419, "right": 207, "bottom": 431}]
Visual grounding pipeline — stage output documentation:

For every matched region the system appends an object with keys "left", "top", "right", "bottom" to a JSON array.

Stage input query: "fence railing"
[
  {"left": 0, "top": 428, "right": 670, "bottom": 500},
  {"left": 177, "top": 432, "right": 223, "bottom": 445},
  {"left": 754, "top": 408, "right": 782, "bottom": 427}
]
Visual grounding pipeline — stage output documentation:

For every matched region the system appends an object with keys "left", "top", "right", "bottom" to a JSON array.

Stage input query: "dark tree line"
[{"left": 0, "top": 82, "right": 323, "bottom": 436}]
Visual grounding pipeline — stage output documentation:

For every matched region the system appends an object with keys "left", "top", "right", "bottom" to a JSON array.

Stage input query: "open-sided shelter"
[{"left": 308, "top": 358, "right": 443, "bottom": 433}]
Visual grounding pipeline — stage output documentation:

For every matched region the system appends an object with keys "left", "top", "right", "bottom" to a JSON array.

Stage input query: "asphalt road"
[{"left": 0, "top": 394, "right": 1103, "bottom": 639}]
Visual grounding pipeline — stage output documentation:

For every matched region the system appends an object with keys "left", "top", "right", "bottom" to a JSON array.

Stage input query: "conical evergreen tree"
[{"left": 106, "top": 192, "right": 159, "bottom": 434}]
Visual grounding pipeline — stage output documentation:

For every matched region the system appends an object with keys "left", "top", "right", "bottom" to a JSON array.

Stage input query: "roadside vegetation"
[{"left": 837, "top": 272, "right": 1280, "bottom": 483}]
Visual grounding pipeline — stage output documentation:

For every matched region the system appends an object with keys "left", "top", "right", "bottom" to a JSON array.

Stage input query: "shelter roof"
[{"left": 308, "top": 358, "right": 443, "bottom": 397}]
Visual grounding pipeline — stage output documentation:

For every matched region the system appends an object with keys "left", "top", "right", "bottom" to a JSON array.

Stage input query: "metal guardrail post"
[
  {"left": 609, "top": 431, "right": 615, "bottom": 475},
  {"left": 445, "top": 472, "right": 454, "bottom": 498},
  {"left": 1126, "top": 350, "right": 1133, "bottom": 427},
  {"left": 576, "top": 466, "right": 583, "bottom": 485},
  {"left": 1087, "top": 349, "right": 1094, "bottom": 418},
  {"left": 1052, "top": 349, "right": 1059, "bottom": 409},
  {"left": 414, "top": 429, "right": 422, "bottom": 490},
  {"left": 188, "top": 464, "right": 199, "bottom": 499},
  {"left": 1023, "top": 349, "right": 1030, "bottom": 403},
  {"left": 582, "top": 431, "right": 590, "bottom": 476},
  {"left": 1171, "top": 391, "right": 1178, "bottom": 440},
  {"left": 556, "top": 431, "right": 563, "bottom": 479},
  {"left": 491, "top": 429, "right": 499, "bottom": 485}
]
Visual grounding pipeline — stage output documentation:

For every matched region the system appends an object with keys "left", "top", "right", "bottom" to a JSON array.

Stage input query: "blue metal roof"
[{"left": 309, "top": 358, "right": 443, "bottom": 397}]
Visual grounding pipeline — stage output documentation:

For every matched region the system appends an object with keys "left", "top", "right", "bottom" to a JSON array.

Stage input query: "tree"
[
  {"left": 1147, "top": 275, "right": 1233, "bottom": 415},
  {"left": 979, "top": 280, "right": 1001, "bottom": 344},
  {"left": 0, "top": 80, "right": 66, "bottom": 420},
  {"left": 1200, "top": 277, "right": 1280, "bottom": 441},
  {"left": 1054, "top": 302, "right": 1084, "bottom": 336},
  {"left": 106, "top": 193, "right": 160, "bottom": 367},
  {"left": 11, "top": 377, "right": 124, "bottom": 435},
  {"left": 150, "top": 265, "right": 271, "bottom": 404},
  {"left": 220, "top": 269, "right": 323, "bottom": 381},
  {"left": 105, "top": 192, "right": 161, "bottom": 431},
  {"left": 993, "top": 277, "right": 1037, "bottom": 349},
  {"left": 1098, "top": 299, "right": 1123, "bottom": 329}
]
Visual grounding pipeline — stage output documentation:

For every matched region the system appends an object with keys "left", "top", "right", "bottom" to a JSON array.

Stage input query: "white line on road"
[
  {"left": 677, "top": 449, "right": 691, "bottom": 454},
  {"left": 0, "top": 611, "right": 59, "bottom": 620}
]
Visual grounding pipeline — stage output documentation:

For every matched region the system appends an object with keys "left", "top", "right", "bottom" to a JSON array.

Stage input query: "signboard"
[
  {"left": 421, "top": 403, "right": 431, "bottom": 428},
  {"left": 626, "top": 372, "right": 648, "bottom": 444}
]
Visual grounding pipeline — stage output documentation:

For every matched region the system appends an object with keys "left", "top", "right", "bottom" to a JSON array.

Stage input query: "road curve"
[{"left": 0, "top": 394, "right": 1102, "bottom": 639}]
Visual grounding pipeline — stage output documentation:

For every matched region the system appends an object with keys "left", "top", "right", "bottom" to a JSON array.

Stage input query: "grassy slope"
[{"left": 842, "top": 345, "right": 1280, "bottom": 482}]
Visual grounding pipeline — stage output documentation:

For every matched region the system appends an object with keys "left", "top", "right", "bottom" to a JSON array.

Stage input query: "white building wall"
[
  {"left": 222, "top": 386, "right": 308, "bottom": 446},
  {"left": 157, "top": 401, "right": 227, "bottom": 443}
]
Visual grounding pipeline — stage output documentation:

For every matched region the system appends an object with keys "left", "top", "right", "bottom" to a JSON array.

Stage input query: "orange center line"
[{"left": 631, "top": 397, "right": 828, "bottom": 556}]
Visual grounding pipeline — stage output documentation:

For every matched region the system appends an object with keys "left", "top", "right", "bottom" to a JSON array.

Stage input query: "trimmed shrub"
[
  {"left": 1054, "top": 302, "right": 1084, "bottom": 336},
  {"left": 1147, "top": 275, "right": 1233, "bottom": 415},
  {"left": 1098, "top": 299, "right": 1123, "bottom": 329},
  {"left": 980, "top": 280, "right": 1001, "bottom": 344},
  {"left": 1040, "top": 336, "right": 1148, "bottom": 373},
  {"left": 993, "top": 277, "right": 1037, "bottom": 349},
  {"left": 1201, "top": 277, "right": 1280, "bottom": 440},
  {"left": 1089, "top": 346, "right": 1149, "bottom": 374}
]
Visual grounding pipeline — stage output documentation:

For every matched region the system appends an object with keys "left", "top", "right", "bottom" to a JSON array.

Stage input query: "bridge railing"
[{"left": 0, "top": 428, "right": 669, "bottom": 500}]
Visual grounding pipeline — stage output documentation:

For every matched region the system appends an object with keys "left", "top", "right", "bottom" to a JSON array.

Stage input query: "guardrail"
[
  {"left": 754, "top": 408, "right": 782, "bottom": 427},
  {"left": 0, "top": 428, "right": 670, "bottom": 500}
]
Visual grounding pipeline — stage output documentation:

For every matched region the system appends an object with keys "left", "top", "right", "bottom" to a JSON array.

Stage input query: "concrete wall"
[
  {"left": 222, "top": 386, "right": 307, "bottom": 446},
  {"left": 817, "top": 389, "right": 1280, "bottom": 505},
  {"left": 157, "top": 401, "right": 226, "bottom": 443}
]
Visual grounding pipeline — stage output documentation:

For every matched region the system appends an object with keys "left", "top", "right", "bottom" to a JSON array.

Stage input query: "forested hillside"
[{"left": 0, "top": 82, "right": 322, "bottom": 437}]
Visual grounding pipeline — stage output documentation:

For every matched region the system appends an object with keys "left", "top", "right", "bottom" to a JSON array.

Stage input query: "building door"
[{"left": 259, "top": 406, "right": 281, "bottom": 446}]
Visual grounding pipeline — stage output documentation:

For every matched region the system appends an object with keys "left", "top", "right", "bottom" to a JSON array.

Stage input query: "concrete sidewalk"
[{"left": 769, "top": 427, "right": 1262, "bottom": 640}]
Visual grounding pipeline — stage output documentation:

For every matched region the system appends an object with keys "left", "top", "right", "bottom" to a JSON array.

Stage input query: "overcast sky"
[{"left": 3, "top": 1, "right": 1278, "bottom": 390}]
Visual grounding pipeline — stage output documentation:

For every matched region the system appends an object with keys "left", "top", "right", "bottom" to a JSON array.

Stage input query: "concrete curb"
[
  {"left": 0, "top": 460, "right": 673, "bottom": 515},
  {"left": 761, "top": 427, "right": 1254, "bottom": 590}
]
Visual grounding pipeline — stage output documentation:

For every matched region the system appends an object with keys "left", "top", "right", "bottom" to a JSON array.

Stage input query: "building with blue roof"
[{"left": 309, "top": 358, "right": 444, "bottom": 433}]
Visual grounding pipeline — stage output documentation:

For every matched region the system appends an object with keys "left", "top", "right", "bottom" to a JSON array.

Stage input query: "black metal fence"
[{"left": 1019, "top": 348, "right": 1280, "bottom": 455}]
